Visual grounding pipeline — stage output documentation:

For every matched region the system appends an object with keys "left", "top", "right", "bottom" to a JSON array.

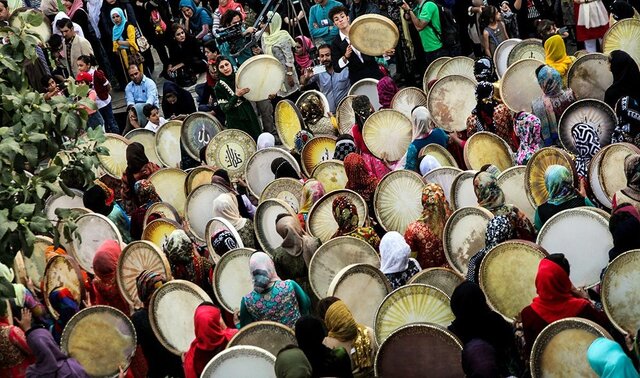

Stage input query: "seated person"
[{"left": 143, "top": 104, "right": 167, "bottom": 132}]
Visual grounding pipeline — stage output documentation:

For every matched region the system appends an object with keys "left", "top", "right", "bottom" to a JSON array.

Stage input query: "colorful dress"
[
  {"left": 0, "top": 321, "right": 32, "bottom": 378},
  {"left": 240, "top": 279, "right": 311, "bottom": 328},
  {"left": 331, "top": 195, "right": 380, "bottom": 250},
  {"left": 384, "top": 260, "right": 421, "bottom": 290},
  {"left": 532, "top": 66, "right": 576, "bottom": 147},
  {"left": 514, "top": 112, "right": 542, "bottom": 165},
  {"left": 466, "top": 82, "right": 516, "bottom": 150}
]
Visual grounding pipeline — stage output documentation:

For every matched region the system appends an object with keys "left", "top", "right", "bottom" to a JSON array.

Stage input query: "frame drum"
[
  {"left": 149, "top": 168, "right": 188, "bottom": 217},
  {"left": 245, "top": 147, "right": 300, "bottom": 198},
  {"left": 464, "top": 131, "right": 514, "bottom": 172},
  {"left": 391, "top": 87, "right": 428, "bottom": 119},
  {"left": 436, "top": 56, "right": 475, "bottom": 81},
  {"left": 349, "top": 14, "right": 399, "bottom": 56},
  {"left": 117, "top": 240, "right": 172, "bottom": 308},
  {"left": 311, "top": 160, "right": 348, "bottom": 193},
  {"left": 71, "top": 213, "right": 122, "bottom": 274},
  {"left": 201, "top": 346, "right": 276, "bottom": 378},
  {"left": 407, "top": 267, "right": 464, "bottom": 298},
  {"left": 206, "top": 129, "right": 257, "bottom": 181},
  {"left": 227, "top": 321, "right": 297, "bottom": 356},
  {"left": 567, "top": 53, "right": 613, "bottom": 101},
  {"left": 601, "top": 250, "right": 640, "bottom": 334},
  {"left": 374, "top": 170, "right": 424, "bottom": 233},
  {"left": 254, "top": 199, "right": 297, "bottom": 255},
  {"left": 125, "top": 128, "right": 162, "bottom": 167},
  {"left": 493, "top": 38, "right": 521, "bottom": 78},
  {"left": 558, "top": 99, "right": 615, "bottom": 155},
  {"left": 260, "top": 178, "right": 303, "bottom": 212},
  {"left": 300, "top": 136, "right": 336, "bottom": 177},
  {"left": 155, "top": 120, "right": 182, "bottom": 168},
  {"left": 427, "top": 75, "right": 477, "bottom": 132},
  {"left": 97, "top": 133, "right": 131, "bottom": 178},
  {"left": 184, "top": 183, "right": 229, "bottom": 241},
  {"left": 443, "top": 206, "right": 493, "bottom": 276},
  {"left": 348, "top": 78, "right": 381, "bottom": 110},
  {"left": 362, "top": 109, "right": 412, "bottom": 162},
  {"left": 507, "top": 38, "right": 545, "bottom": 66},
  {"left": 44, "top": 255, "right": 84, "bottom": 319},
  {"left": 423, "top": 57, "right": 450, "bottom": 93},
  {"left": 236, "top": 55, "right": 285, "bottom": 102},
  {"left": 525, "top": 147, "right": 576, "bottom": 207},
  {"left": 497, "top": 166, "right": 536, "bottom": 222},
  {"left": 500, "top": 58, "right": 544, "bottom": 112},
  {"left": 450, "top": 170, "right": 479, "bottom": 210},
  {"left": 275, "top": 100, "right": 303, "bottom": 150},
  {"left": 182, "top": 112, "right": 223, "bottom": 160},
  {"left": 143, "top": 202, "right": 180, "bottom": 228},
  {"left": 602, "top": 18, "right": 640, "bottom": 67},
  {"left": 423, "top": 167, "right": 462, "bottom": 204},
  {"left": 142, "top": 218, "right": 181, "bottom": 248},
  {"left": 306, "top": 190, "right": 368, "bottom": 243},
  {"left": 213, "top": 248, "right": 257, "bottom": 313}
]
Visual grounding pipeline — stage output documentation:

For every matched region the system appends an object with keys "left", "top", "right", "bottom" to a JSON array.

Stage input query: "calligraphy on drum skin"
[
  {"left": 221, "top": 144, "right": 244, "bottom": 169},
  {"left": 196, "top": 124, "right": 211, "bottom": 145}
]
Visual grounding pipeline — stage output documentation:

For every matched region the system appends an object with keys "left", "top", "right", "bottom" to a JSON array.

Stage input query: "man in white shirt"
[{"left": 142, "top": 104, "right": 167, "bottom": 133}]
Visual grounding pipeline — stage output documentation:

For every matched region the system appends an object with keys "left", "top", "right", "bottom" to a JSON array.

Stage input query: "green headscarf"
[
  {"left": 544, "top": 165, "right": 579, "bottom": 205},
  {"left": 275, "top": 347, "right": 313, "bottom": 378}
]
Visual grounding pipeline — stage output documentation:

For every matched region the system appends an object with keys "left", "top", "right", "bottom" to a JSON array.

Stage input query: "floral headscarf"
[
  {"left": 544, "top": 165, "right": 579, "bottom": 205},
  {"left": 344, "top": 153, "right": 379, "bottom": 204},
  {"left": 331, "top": 196, "right": 359, "bottom": 237},
  {"left": 417, "top": 183, "right": 452, "bottom": 245},
  {"left": 163, "top": 229, "right": 195, "bottom": 265},
  {"left": 571, "top": 122, "right": 601, "bottom": 178},
  {"left": 473, "top": 171, "right": 506, "bottom": 212},
  {"left": 134, "top": 179, "right": 161, "bottom": 208},
  {"left": 537, "top": 65, "right": 563, "bottom": 97},
  {"left": 466, "top": 215, "right": 515, "bottom": 283},
  {"left": 514, "top": 112, "right": 542, "bottom": 165},
  {"left": 299, "top": 179, "right": 325, "bottom": 214},
  {"left": 136, "top": 270, "right": 166, "bottom": 307}
]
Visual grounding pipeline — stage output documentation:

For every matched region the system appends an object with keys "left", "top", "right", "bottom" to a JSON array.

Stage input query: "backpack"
[
  {"left": 425, "top": 1, "right": 460, "bottom": 51},
  {"left": 92, "top": 69, "right": 110, "bottom": 101}
]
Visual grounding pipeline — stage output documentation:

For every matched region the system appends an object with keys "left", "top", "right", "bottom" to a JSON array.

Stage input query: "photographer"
[
  {"left": 401, "top": 0, "right": 444, "bottom": 67},
  {"left": 217, "top": 9, "right": 257, "bottom": 68}
]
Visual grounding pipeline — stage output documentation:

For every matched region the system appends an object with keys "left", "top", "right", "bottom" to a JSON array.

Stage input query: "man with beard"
[{"left": 300, "top": 43, "right": 350, "bottom": 114}]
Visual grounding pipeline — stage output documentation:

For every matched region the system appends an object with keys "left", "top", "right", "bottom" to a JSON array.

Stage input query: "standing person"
[
  {"left": 349, "top": 0, "right": 380, "bottom": 20},
  {"left": 379, "top": 231, "right": 421, "bottom": 290},
  {"left": 330, "top": 6, "right": 392, "bottom": 84},
  {"left": 238, "top": 252, "right": 312, "bottom": 328},
  {"left": 129, "top": 180, "right": 162, "bottom": 240},
  {"left": 331, "top": 196, "right": 381, "bottom": 250},
  {"left": 402, "top": 106, "right": 457, "bottom": 172},
  {"left": 91, "top": 240, "right": 131, "bottom": 315},
  {"left": 0, "top": 304, "right": 33, "bottom": 378},
  {"left": 544, "top": 34, "right": 575, "bottom": 83},
  {"left": 125, "top": 64, "right": 159, "bottom": 126},
  {"left": 183, "top": 304, "right": 237, "bottom": 378},
  {"left": 83, "top": 181, "right": 132, "bottom": 243},
  {"left": 163, "top": 230, "right": 214, "bottom": 295},
  {"left": 513, "top": 0, "right": 551, "bottom": 38},
  {"left": 167, "top": 23, "right": 207, "bottom": 87},
  {"left": 404, "top": 183, "right": 452, "bottom": 268},
  {"left": 179, "top": 0, "right": 213, "bottom": 41},
  {"left": 532, "top": 65, "right": 576, "bottom": 147},
  {"left": 466, "top": 82, "right": 516, "bottom": 149},
  {"left": 294, "top": 316, "right": 354, "bottom": 378},
  {"left": 293, "top": 36, "right": 315, "bottom": 75},
  {"left": 48, "top": 288, "right": 80, "bottom": 344},
  {"left": 57, "top": 18, "right": 94, "bottom": 77},
  {"left": 513, "top": 112, "right": 543, "bottom": 165},
  {"left": 350, "top": 96, "right": 391, "bottom": 179},
  {"left": 212, "top": 0, "right": 245, "bottom": 31},
  {"left": 262, "top": 11, "right": 300, "bottom": 98},
  {"left": 211, "top": 193, "right": 257, "bottom": 248},
  {"left": 574, "top": 0, "right": 609, "bottom": 52},
  {"left": 77, "top": 55, "right": 120, "bottom": 134},
  {"left": 612, "top": 154, "right": 640, "bottom": 212},
  {"left": 343, "top": 153, "right": 379, "bottom": 215},
  {"left": 121, "top": 142, "right": 161, "bottom": 213},
  {"left": 111, "top": 7, "right": 143, "bottom": 77},
  {"left": 466, "top": 215, "right": 516, "bottom": 283},
  {"left": 588, "top": 337, "right": 640, "bottom": 378},
  {"left": 308, "top": 0, "right": 342, "bottom": 44},
  {"left": 133, "top": 0, "right": 172, "bottom": 73},
  {"left": 299, "top": 43, "right": 350, "bottom": 114},
  {"left": 604, "top": 50, "right": 640, "bottom": 109},
  {"left": 481, "top": 5, "right": 509, "bottom": 58},
  {"left": 214, "top": 57, "right": 262, "bottom": 140},
  {"left": 401, "top": 0, "right": 443, "bottom": 67}
]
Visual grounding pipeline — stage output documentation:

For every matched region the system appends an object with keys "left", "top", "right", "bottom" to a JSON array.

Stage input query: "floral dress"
[
  {"left": 240, "top": 279, "right": 311, "bottom": 328},
  {"left": 466, "top": 103, "right": 516, "bottom": 150},
  {"left": 384, "top": 259, "right": 421, "bottom": 290}
]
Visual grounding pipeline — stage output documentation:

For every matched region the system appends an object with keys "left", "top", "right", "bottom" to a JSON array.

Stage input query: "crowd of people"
[{"left": 2, "top": 0, "right": 640, "bottom": 375}]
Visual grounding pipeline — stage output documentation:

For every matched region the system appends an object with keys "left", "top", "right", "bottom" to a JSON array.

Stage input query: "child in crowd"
[
  {"left": 76, "top": 72, "right": 106, "bottom": 130},
  {"left": 481, "top": 5, "right": 509, "bottom": 58},
  {"left": 143, "top": 104, "right": 167, "bottom": 132},
  {"left": 77, "top": 55, "right": 120, "bottom": 134}
]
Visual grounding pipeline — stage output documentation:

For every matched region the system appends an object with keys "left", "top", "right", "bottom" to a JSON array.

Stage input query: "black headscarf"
[
  {"left": 271, "top": 157, "right": 300, "bottom": 179},
  {"left": 162, "top": 81, "right": 197, "bottom": 118},
  {"left": 125, "top": 142, "right": 150, "bottom": 194},
  {"left": 472, "top": 82, "right": 498, "bottom": 132},
  {"left": 461, "top": 339, "right": 500, "bottom": 378},
  {"left": 611, "top": 0, "right": 635, "bottom": 21},
  {"left": 474, "top": 57, "right": 498, "bottom": 83},
  {"left": 294, "top": 316, "right": 350, "bottom": 378},
  {"left": 604, "top": 50, "right": 640, "bottom": 108},
  {"left": 608, "top": 204, "right": 640, "bottom": 261},
  {"left": 83, "top": 185, "right": 113, "bottom": 216},
  {"left": 352, "top": 95, "right": 374, "bottom": 132}
]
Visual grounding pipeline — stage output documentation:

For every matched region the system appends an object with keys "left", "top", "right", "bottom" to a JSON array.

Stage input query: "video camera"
[{"left": 215, "top": 23, "right": 244, "bottom": 44}]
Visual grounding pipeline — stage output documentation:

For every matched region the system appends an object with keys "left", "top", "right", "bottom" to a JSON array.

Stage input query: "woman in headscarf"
[
  {"left": 334, "top": 134, "right": 357, "bottom": 162},
  {"left": 273, "top": 215, "right": 321, "bottom": 295},
  {"left": 474, "top": 170, "right": 536, "bottom": 241},
  {"left": 588, "top": 337, "right": 640, "bottom": 378},
  {"left": 419, "top": 155, "right": 441, "bottom": 176},
  {"left": 331, "top": 196, "right": 381, "bottom": 250},
  {"left": 608, "top": 203, "right": 640, "bottom": 262},
  {"left": 293, "top": 36, "right": 314, "bottom": 75},
  {"left": 532, "top": 65, "right": 577, "bottom": 146},
  {"left": 0, "top": 303, "right": 32, "bottom": 378},
  {"left": 257, "top": 133, "right": 276, "bottom": 150},
  {"left": 466, "top": 215, "right": 516, "bottom": 283},
  {"left": 466, "top": 82, "right": 516, "bottom": 149},
  {"left": 350, "top": 95, "right": 391, "bottom": 179},
  {"left": 212, "top": 193, "right": 256, "bottom": 248},
  {"left": 613, "top": 154, "right": 640, "bottom": 212},
  {"left": 344, "top": 153, "right": 379, "bottom": 214},
  {"left": 239, "top": 252, "right": 311, "bottom": 328},
  {"left": 262, "top": 11, "right": 299, "bottom": 98},
  {"left": 129, "top": 179, "right": 162, "bottom": 240},
  {"left": 183, "top": 303, "right": 237, "bottom": 378},
  {"left": 179, "top": 0, "right": 213, "bottom": 41},
  {"left": 449, "top": 282, "right": 523, "bottom": 377},
  {"left": 612, "top": 96, "right": 640, "bottom": 147},
  {"left": 379, "top": 231, "right": 421, "bottom": 289},
  {"left": 162, "top": 80, "right": 197, "bottom": 118},
  {"left": 167, "top": 23, "right": 207, "bottom": 87},
  {"left": 48, "top": 287, "right": 80, "bottom": 344},
  {"left": 163, "top": 229, "right": 213, "bottom": 295},
  {"left": 214, "top": 57, "right": 262, "bottom": 140},
  {"left": 461, "top": 339, "right": 500, "bottom": 378},
  {"left": 131, "top": 271, "right": 184, "bottom": 378},
  {"left": 323, "top": 300, "right": 377, "bottom": 377},
  {"left": 210, "top": 230, "right": 239, "bottom": 257},
  {"left": 299, "top": 93, "right": 335, "bottom": 136},
  {"left": 110, "top": 7, "right": 142, "bottom": 75},
  {"left": 123, "top": 106, "right": 142, "bottom": 135},
  {"left": 572, "top": 122, "right": 601, "bottom": 179},
  {"left": 83, "top": 181, "right": 132, "bottom": 243},
  {"left": 275, "top": 346, "right": 313, "bottom": 378},
  {"left": 297, "top": 179, "right": 325, "bottom": 229},
  {"left": 213, "top": 0, "right": 246, "bottom": 31},
  {"left": 0, "top": 264, "right": 49, "bottom": 327},
  {"left": 514, "top": 112, "right": 543, "bottom": 165},
  {"left": 534, "top": 165, "right": 595, "bottom": 229},
  {"left": 474, "top": 57, "right": 498, "bottom": 83},
  {"left": 271, "top": 157, "right": 302, "bottom": 180},
  {"left": 211, "top": 169, "right": 256, "bottom": 219},
  {"left": 402, "top": 106, "right": 458, "bottom": 172},
  {"left": 121, "top": 142, "right": 161, "bottom": 214},
  {"left": 605, "top": 51, "right": 640, "bottom": 109},
  {"left": 26, "top": 327, "right": 88, "bottom": 378},
  {"left": 376, "top": 76, "right": 399, "bottom": 109},
  {"left": 544, "top": 34, "right": 575, "bottom": 82},
  {"left": 294, "top": 316, "right": 353, "bottom": 378},
  {"left": 404, "top": 183, "right": 452, "bottom": 268},
  {"left": 520, "top": 254, "right": 615, "bottom": 354},
  {"left": 91, "top": 240, "right": 130, "bottom": 315}
]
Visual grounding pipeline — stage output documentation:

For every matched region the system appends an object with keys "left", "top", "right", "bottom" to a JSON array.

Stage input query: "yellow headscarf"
[
  {"left": 325, "top": 301, "right": 374, "bottom": 369},
  {"left": 262, "top": 11, "right": 296, "bottom": 56},
  {"left": 544, "top": 35, "right": 575, "bottom": 78}
]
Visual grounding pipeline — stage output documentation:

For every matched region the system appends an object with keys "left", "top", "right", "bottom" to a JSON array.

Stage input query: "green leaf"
[
  {"left": 23, "top": 144, "right": 38, "bottom": 165},
  {"left": 11, "top": 203, "right": 35, "bottom": 219},
  {"left": 28, "top": 216, "right": 51, "bottom": 233},
  {"left": 38, "top": 165, "right": 61, "bottom": 181}
]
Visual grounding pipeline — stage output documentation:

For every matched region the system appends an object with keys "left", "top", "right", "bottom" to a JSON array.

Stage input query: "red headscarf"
[
  {"left": 294, "top": 36, "right": 314, "bottom": 71},
  {"left": 344, "top": 153, "right": 379, "bottom": 203},
  {"left": 93, "top": 240, "right": 121, "bottom": 283},
  {"left": 530, "top": 259, "right": 590, "bottom": 323},
  {"left": 183, "top": 304, "right": 238, "bottom": 378},
  {"left": 65, "top": 0, "right": 84, "bottom": 19},
  {"left": 218, "top": 0, "right": 246, "bottom": 21},
  {"left": 377, "top": 76, "right": 399, "bottom": 109}
]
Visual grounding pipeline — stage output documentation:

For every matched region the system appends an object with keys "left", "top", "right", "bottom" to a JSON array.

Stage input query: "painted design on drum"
[
  {"left": 312, "top": 161, "right": 348, "bottom": 193},
  {"left": 220, "top": 142, "right": 245, "bottom": 170}
]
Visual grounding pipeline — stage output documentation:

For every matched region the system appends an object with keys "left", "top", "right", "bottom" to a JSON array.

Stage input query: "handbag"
[
  {"left": 134, "top": 26, "right": 150, "bottom": 52},
  {"left": 128, "top": 50, "right": 145, "bottom": 66}
]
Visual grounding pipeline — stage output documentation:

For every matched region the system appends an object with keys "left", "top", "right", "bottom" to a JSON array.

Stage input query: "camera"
[{"left": 215, "top": 23, "right": 244, "bottom": 44}]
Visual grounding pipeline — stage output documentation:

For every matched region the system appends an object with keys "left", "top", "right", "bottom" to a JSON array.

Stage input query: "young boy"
[{"left": 143, "top": 104, "right": 167, "bottom": 132}]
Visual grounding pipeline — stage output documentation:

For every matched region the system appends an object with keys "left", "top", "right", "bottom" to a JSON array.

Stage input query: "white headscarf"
[
  {"left": 411, "top": 106, "right": 434, "bottom": 140},
  {"left": 53, "top": 12, "right": 85, "bottom": 38},
  {"left": 420, "top": 155, "right": 441, "bottom": 176},
  {"left": 257, "top": 133, "right": 275, "bottom": 150},
  {"left": 212, "top": 193, "right": 247, "bottom": 230},
  {"left": 380, "top": 231, "right": 418, "bottom": 274}
]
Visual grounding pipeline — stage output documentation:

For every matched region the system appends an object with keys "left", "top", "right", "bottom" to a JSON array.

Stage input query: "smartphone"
[
  {"left": 312, "top": 65, "right": 326, "bottom": 75},
  {"left": 557, "top": 27, "right": 568, "bottom": 35}
]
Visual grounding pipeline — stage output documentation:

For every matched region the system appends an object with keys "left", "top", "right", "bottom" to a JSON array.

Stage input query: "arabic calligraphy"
[
  {"left": 197, "top": 125, "right": 211, "bottom": 145},
  {"left": 224, "top": 145, "right": 243, "bottom": 168}
]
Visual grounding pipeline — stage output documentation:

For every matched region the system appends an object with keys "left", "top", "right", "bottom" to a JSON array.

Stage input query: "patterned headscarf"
[
  {"left": 466, "top": 215, "right": 515, "bottom": 282},
  {"left": 331, "top": 196, "right": 359, "bottom": 237},
  {"left": 352, "top": 95, "right": 373, "bottom": 129},
  {"left": 324, "top": 301, "right": 373, "bottom": 369},
  {"left": 299, "top": 179, "right": 325, "bottom": 214},
  {"left": 49, "top": 287, "right": 80, "bottom": 342},
  {"left": 571, "top": 123, "right": 601, "bottom": 178},
  {"left": 344, "top": 153, "right": 379, "bottom": 204},
  {"left": 334, "top": 135, "right": 357, "bottom": 161},
  {"left": 474, "top": 57, "right": 497, "bottom": 83},
  {"left": 544, "top": 165, "right": 579, "bottom": 205},
  {"left": 377, "top": 76, "right": 399, "bottom": 109},
  {"left": 134, "top": 179, "right": 161, "bottom": 208},
  {"left": 164, "top": 229, "right": 194, "bottom": 265},
  {"left": 299, "top": 94, "right": 324, "bottom": 125},
  {"left": 210, "top": 230, "right": 238, "bottom": 256},
  {"left": 136, "top": 270, "right": 166, "bottom": 307},
  {"left": 249, "top": 252, "right": 281, "bottom": 294},
  {"left": 472, "top": 82, "right": 498, "bottom": 132},
  {"left": 612, "top": 96, "right": 640, "bottom": 144},
  {"left": 474, "top": 171, "right": 506, "bottom": 212},
  {"left": 623, "top": 154, "right": 640, "bottom": 198},
  {"left": 419, "top": 183, "right": 452, "bottom": 239},
  {"left": 294, "top": 130, "right": 314, "bottom": 154},
  {"left": 537, "top": 65, "right": 563, "bottom": 97},
  {"left": 514, "top": 112, "right": 542, "bottom": 165}
]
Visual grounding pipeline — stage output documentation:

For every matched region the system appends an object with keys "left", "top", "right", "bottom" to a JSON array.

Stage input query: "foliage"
[{"left": 0, "top": 11, "right": 107, "bottom": 265}]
